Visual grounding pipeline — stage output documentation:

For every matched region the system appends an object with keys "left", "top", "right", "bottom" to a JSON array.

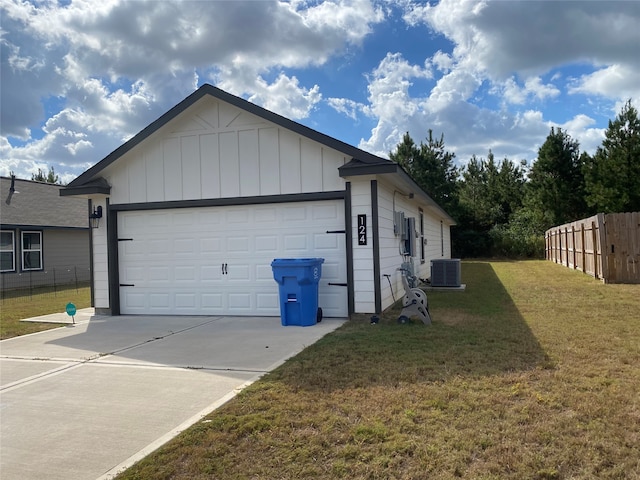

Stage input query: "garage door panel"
[
  {"left": 256, "top": 264, "right": 273, "bottom": 281},
  {"left": 255, "top": 207, "right": 277, "bottom": 223},
  {"left": 176, "top": 294, "right": 196, "bottom": 308},
  {"left": 283, "top": 206, "right": 307, "bottom": 221},
  {"left": 201, "top": 266, "right": 222, "bottom": 282},
  {"left": 227, "top": 264, "right": 251, "bottom": 281},
  {"left": 319, "top": 290, "right": 344, "bottom": 318},
  {"left": 254, "top": 235, "right": 278, "bottom": 252},
  {"left": 175, "top": 266, "right": 196, "bottom": 282},
  {"left": 321, "top": 261, "right": 342, "bottom": 281},
  {"left": 227, "top": 236, "right": 250, "bottom": 253},
  {"left": 201, "top": 238, "right": 222, "bottom": 253},
  {"left": 118, "top": 200, "right": 347, "bottom": 316},
  {"left": 149, "top": 294, "right": 169, "bottom": 308},
  {"left": 148, "top": 266, "right": 169, "bottom": 282},
  {"left": 202, "top": 294, "right": 223, "bottom": 308},
  {"left": 284, "top": 235, "right": 308, "bottom": 250}
]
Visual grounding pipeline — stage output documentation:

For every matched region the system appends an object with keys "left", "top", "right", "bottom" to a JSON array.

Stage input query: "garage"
[
  {"left": 117, "top": 200, "right": 347, "bottom": 317},
  {"left": 62, "top": 84, "right": 455, "bottom": 317}
]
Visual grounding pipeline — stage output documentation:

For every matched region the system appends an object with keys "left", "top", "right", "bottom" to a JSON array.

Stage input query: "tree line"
[{"left": 390, "top": 100, "right": 640, "bottom": 258}]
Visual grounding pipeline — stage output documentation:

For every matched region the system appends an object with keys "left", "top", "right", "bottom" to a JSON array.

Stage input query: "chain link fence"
[{"left": 1, "top": 266, "right": 91, "bottom": 303}]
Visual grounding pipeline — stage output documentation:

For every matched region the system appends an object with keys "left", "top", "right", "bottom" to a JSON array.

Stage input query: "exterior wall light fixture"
[{"left": 89, "top": 205, "right": 103, "bottom": 229}]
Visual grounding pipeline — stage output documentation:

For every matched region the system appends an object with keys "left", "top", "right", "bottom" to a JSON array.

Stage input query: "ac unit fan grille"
[{"left": 431, "top": 259, "right": 461, "bottom": 287}]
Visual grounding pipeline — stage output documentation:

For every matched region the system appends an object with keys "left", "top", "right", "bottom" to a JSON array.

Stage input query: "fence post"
[
  {"left": 591, "top": 220, "right": 598, "bottom": 279},
  {"left": 580, "top": 223, "right": 586, "bottom": 274},
  {"left": 597, "top": 213, "right": 609, "bottom": 282},
  {"left": 564, "top": 227, "right": 568, "bottom": 267},
  {"left": 558, "top": 229, "right": 562, "bottom": 265},
  {"left": 572, "top": 225, "right": 577, "bottom": 269}
]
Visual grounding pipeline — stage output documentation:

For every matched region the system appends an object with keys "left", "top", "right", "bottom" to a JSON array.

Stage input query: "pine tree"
[
  {"left": 584, "top": 100, "right": 640, "bottom": 213},
  {"left": 389, "top": 130, "right": 458, "bottom": 214},
  {"left": 527, "top": 127, "right": 586, "bottom": 228},
  {"left": 32, "top": 166, "right": 61, "bottom": 184}
]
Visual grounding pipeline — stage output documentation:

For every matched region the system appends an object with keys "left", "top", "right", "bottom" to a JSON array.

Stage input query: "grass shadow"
[{"left": 272, "top": 261, "right": 553, "bottom": 392}]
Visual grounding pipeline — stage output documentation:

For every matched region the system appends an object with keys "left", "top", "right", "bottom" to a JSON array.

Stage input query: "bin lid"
[{"left": 271, "top": 258, "right": 324, "bottom": 267}]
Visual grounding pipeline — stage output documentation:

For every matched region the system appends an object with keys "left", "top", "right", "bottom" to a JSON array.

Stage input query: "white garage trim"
[{"left": 112, "top": 199, "right": 348, "bottom": 317}]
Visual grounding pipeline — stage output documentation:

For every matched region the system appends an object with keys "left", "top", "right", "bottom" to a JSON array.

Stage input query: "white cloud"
[
  {"left": 569, "top": 64, "right": 640, "bottom": 104},
  {"left": 352, "top": 0, "right": 638, "bottom": 165},
  {"left": 327, "top": 98, "right": 364, "bottom": 120},
  {"left": 432, "top": 50, "right": 454, "bottom": 73},
  {"left": 503, "top": 76, "right": 560, "bottom": 105},
  {"left": 358, "top": 51, "right": 552, "bottom": 164},
  {"left": 1, "top": 0, "right": 384, "bottom": 179},
  {"left": 357, "top": 52, "right": 433, "bottom": 156},
  {"left": 406, "top": 0, "right": 640, "bottom": 80},
  {"left": 559, "top": 114, "right": 605, "bottom": 156}
]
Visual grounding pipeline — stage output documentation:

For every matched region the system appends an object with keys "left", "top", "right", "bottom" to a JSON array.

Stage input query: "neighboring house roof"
[
  {"left": 0, "top": 177, "right": 88, "bottom": 229},
  {"left": 60, "top": 84, "right": 455, "bottom": 224}
]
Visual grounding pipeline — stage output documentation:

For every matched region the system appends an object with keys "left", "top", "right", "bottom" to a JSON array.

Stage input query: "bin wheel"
[
  {"left": 397, "top": 315, "right": 409, "bottom": 324},
  {"left": 316, "top": 307, "right": 323, "bottom": 323}
]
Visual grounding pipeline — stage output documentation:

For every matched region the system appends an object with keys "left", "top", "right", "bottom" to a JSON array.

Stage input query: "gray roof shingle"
[{"left": 0, "top": 177, "right": 88, "bottom": 229}]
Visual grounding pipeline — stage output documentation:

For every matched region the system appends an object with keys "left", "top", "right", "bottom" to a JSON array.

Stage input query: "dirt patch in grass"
[{"left": 116, "top": 261, "right": 640, "bottom": 480}]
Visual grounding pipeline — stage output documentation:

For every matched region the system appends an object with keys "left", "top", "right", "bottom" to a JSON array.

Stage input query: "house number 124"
[{"left": 357, "top": 214, "right": 367, "bottom": 245}]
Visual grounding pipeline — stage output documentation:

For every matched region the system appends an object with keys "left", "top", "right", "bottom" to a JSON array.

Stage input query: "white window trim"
[
  {"left": 21, "top": 231, "right": 43, "bottom": 271},
  {"left": 1, "top": 230, "right": 16, "bottom": 273},
  {"left": 419, "top": 209, "right": 425, "bottom": 264}
]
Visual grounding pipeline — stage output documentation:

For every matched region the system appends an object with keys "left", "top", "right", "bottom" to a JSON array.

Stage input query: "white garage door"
[{"left": 117, "top": 200, "right": 347, "bottom": 317}]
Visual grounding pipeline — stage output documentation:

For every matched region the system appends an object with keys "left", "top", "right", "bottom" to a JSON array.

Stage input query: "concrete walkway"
[{"left": 0, "top": 312, "right": 345, "bottom": 480}]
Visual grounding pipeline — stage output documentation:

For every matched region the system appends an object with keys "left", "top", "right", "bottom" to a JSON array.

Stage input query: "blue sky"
[{"left": 2, "top": 0, "right": 639, "bottom": 184}]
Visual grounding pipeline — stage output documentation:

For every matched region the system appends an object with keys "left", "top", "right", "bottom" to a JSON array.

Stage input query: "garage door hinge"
[{"left": 118, "top": 238, "right": 133, "bottom": 242}]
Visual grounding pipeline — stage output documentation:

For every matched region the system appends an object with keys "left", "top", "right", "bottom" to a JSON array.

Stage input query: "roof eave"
[
  {"left": 60, "top": 177, "right": 111, "bottom": 196},
  {"left": 338, "top": 159, "right": 399, "bottom": 177}
]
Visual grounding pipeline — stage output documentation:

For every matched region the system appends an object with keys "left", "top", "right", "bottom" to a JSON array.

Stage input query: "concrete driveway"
[{"left": 0, "top": 311, "right": 345, "bottom": 480}]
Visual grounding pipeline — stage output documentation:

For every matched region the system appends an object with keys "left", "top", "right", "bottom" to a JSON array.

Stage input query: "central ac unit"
[{"left": 431, "top": 259, "right": 461, "bottom": 287}]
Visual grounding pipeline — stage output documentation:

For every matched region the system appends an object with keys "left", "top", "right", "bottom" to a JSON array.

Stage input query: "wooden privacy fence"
[{"left": 545, "top": 212, "right": 640, "bottom": 284}]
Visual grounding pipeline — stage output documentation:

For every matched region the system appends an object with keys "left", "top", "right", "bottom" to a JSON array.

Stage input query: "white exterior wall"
[
  {"left": 350, "top": 177, "right": 376, "bottom": 313},
  {"left": 91, "top": 198, "right": 109, "bottom": 310},
  {"left": 376, "top": 180, "right": 453, "bottom": 312},
  {"left": 101, "top": 97, "right": 347, "bottom": 205}
]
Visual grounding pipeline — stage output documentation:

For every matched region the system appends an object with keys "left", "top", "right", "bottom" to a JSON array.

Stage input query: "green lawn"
[
  {"left": 0, "top": 286, "right": 91, "bottom": 339},
  {"left": 115, "top": 260, "right": 640, "bottom": 480}
]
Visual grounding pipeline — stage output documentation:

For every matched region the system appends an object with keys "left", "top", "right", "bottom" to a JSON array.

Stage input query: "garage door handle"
[
  {"left": 120, "top": 284, "right": 135, "bottom": 287},
  {"left": 328, "top": 282, "right": 348, "bottom": 287},
  {"left": 222, "top": 263, "right": 228, "bottom": 275},
  {"left": 326, "top": 230, "right": 346, "bottom": 234}
]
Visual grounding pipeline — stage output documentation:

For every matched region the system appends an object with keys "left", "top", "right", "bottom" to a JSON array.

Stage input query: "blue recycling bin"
[{"left": 271, "top": 258, "right": 324, "bottom": 326}]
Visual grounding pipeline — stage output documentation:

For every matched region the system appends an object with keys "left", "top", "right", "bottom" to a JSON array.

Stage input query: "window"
[
  {"left": 1, "top": 230, "right": 15, "bottom": 272},
  {"left": 22, "top": 231, "right": 43, "bottom": 271},
  {"left": 419, "top": 209, "right": 425, "bottom": 264}
]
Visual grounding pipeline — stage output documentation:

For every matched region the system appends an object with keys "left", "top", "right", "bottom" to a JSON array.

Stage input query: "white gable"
[{"left": 103, "top": 97, "right": 348, "bottom": 205}]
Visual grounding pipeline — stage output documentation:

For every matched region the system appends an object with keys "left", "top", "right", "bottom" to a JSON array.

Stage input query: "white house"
[{"left": 61, "top": 84, "right": 455, "bottom": 318}]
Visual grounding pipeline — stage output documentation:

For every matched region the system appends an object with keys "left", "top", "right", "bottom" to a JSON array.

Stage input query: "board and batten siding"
[
  {"left": 350, "top": 178, "right": 376, "bottom": 314},
  {"left": 101, "top": 97, "right": 348, "bottom": 205},
  {"left": 91, "top": 199, "right": 109, "bottom": 310}
]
